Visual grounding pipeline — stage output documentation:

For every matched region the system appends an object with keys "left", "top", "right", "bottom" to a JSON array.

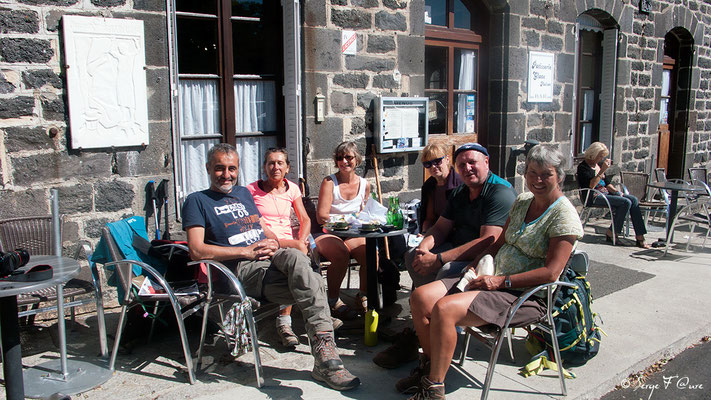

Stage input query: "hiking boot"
[
  {"left": 331, "top": 317, "right": 343, "bottom": 331},
  {"left": 373, "top": 327, "right": 419, "bottom": 369},
  {"left": 395, "top": 354, "right": 430, "bottom": 394},
  {"left": 310, "top": 332, "right": 344, "bottom": 371},
  {"left": 407, "top": 376, "right": 445, "bottom": 400},
  {"left": 277, "top": 324, "right": 299, "bottom": 347},
  {"left": 312, "top": 364, "right": 361, "bottom": 391},
  {"left": 355, "top": 292, "right": 368, "bottom": 314}
]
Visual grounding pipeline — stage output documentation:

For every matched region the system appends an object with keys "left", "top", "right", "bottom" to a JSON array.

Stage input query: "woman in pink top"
[
  {"left": 247, "top": 147, "right": 311, "bottom": 347},
  {"left": 316, "top": 141, "right": 371, "bottom": 320}
]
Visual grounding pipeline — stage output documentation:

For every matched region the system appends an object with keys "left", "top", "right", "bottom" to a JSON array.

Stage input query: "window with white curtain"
[{"left": 172, "top": 0, "right": 284, "bottom": 201}]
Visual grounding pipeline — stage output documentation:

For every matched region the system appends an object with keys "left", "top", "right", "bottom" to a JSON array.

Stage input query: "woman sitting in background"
[
  {"left": 247, "top": 147, "right": 311, "bottom": 347},
  {"left": 397, "top": 145, "right": 583, "bottom": 399},
  {"left": 576, "top": 141, "right": 650, "bottom": 248},
  {"left": 315, "top": 141, "right": 371, "bottom": 320},
  {"left": 418, "top": 142, "right": 462, "bottom": 234}
]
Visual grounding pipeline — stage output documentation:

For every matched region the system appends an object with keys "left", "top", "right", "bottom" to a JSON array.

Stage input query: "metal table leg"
[{"left": 1, "top": 296, "right": 24, "bottom": 400}]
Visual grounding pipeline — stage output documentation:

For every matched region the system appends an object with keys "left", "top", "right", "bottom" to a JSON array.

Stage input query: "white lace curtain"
[
  {"left": 178, "top": 79, "right": 277, "bottom": 197},
  {"left": 456, "top": 49, "right": 476, "bottom": 133}
]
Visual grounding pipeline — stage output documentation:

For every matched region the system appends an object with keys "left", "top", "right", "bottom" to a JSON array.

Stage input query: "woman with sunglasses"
[
  {"left": 315, "top": 141, "right": 371, "bottom": 320},
  {"left": 419, "top": 143, "right": 462, "bottom": 234},
  {"left": 247, "top": 147, "right": 312, "bottom": 347}
]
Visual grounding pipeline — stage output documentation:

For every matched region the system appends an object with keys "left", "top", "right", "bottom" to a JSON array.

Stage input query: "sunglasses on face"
[
  {"left": 336, "top": 155, "right": 355, "bottom": 162},
  {"left": 422, "top": 156, "right": 444, "bottom": 169}
]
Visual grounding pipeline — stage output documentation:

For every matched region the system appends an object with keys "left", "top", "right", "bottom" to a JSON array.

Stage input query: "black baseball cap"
[{"left": 454, "top": 143, "right": 489, "bottom": 160}]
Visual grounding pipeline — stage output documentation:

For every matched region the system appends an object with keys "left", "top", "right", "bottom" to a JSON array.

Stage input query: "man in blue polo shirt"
[
  {"left": 182, "top": 143, "right": 359, "bottom": 391},
  {"left": 374, "top": 143, "right": 517, "bottom": 374}
]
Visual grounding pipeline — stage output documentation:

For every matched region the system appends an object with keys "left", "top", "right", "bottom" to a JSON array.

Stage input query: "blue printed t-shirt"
[
  {"left": 440, "top": 172, "right": 517, "bottom": 247},
  {"left": 182, "top": 186, "right": 266, "bottom": 250}
]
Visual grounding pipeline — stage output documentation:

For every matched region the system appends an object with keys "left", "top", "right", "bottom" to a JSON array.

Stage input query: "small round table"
[
  {"left": 323, "top": 226, "right": 406, "bottom": 310},
  {"left": 0, "top": 256, "right": 112, "bottom": 400}
]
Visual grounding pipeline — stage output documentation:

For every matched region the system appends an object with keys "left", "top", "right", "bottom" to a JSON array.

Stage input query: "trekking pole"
[
  {"left": 146, "top": 181, "right": 160, "bottom": 240},
  {"left": 156, "top": 179, "right": 170, "bottom": 240}
]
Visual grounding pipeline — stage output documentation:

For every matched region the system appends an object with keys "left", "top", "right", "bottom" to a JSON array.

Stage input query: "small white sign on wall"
[
  {"left": 527, "top": 51, "right": 555, "bottom": 103},
  {"left": 63, "top": 15, "right": 149, "bottom": 149},
  {"left": 341, "top": 30, "right": 357, "bottom": 55}
]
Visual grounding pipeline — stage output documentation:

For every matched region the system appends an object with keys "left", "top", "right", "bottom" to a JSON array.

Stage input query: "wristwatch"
[
  {"left": 436, "top": 253, "right": 444, "bottom": 266},
  {"left": 504, "top": 275, "right": 512, "bottom": 288}
]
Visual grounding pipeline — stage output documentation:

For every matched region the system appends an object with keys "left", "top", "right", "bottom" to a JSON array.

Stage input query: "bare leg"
[
  {"left": 315, "top": 235, "right": 351, "bottom": 299},
  {"left": 427, "top": 291, "right": 486, "bottom": 382},
  {"left": 344, "top": 237, "right": 367, "bottom": 292},
  {"left": 410, "top": 281, "right": 449, "bottom": 358}
]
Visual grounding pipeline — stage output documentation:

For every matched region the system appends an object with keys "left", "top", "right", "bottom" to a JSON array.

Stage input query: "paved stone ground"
[{"left": 6, "top": 217, "right": 711, "bottom": 399}]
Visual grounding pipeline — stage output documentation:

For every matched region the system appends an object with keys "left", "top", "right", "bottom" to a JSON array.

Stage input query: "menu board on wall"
[
  {"left": 375, "top": 97, "right": 428, "bottom": 153},
  {"left": 527, "top": 51, "right": 555, "bottom": 103}
]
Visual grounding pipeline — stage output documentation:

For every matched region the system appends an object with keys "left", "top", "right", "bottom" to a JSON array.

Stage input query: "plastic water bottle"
[{"left": 364, "top": 309, "right": 379, "bottom": 346}]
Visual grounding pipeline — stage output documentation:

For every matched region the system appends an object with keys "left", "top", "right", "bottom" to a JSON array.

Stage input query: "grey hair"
[
  {"left": 525, "top": 145, "right": 566, "bottom": 184},
  {"left": 207, "top": 143, "right": 238, "bottom": 165}
]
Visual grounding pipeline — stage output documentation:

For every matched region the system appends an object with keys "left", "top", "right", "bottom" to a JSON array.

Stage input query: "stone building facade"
[{"left": 0, "top": 0, "right": 710, "bottom": 251}]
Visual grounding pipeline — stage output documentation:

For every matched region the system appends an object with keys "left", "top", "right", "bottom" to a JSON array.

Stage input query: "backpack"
[{"left": 521, "top": 267, "right": 605, "bottom": 378}]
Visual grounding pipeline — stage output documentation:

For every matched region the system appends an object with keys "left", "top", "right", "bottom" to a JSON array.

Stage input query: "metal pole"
[{"left": 51, "top": 189, "right": 69, "bottom": 379}]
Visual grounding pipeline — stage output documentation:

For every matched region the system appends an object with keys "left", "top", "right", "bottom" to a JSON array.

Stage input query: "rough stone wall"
[
  {"left": 0, "top": 0, "right": 172, "bottom": 253},
  {"left": 302, "top": 0, "right": 425, "bottom": 202},
  {"left": 495, "top": 0, "right": 711, "bottom": 191}
]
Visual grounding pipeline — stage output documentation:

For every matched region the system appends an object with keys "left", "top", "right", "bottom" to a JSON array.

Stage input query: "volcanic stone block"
[
  {"left": 0, "top": 38, "right": 53, "bottom": 63},
  {"left": 95, "top": 180, "right": 134, "bottom": 211}
]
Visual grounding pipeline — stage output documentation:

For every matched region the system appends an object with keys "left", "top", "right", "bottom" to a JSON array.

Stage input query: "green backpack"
[{"left": 521, "top": 267, "right": 605, "bottom": 378}]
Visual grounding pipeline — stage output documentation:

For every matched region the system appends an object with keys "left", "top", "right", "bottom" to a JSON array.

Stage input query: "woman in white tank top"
[{"left": 315, "top": 142, "right": 371, "bottom": 319}]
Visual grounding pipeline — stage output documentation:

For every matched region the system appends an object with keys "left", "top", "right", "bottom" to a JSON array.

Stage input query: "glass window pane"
[
  {"left": 661, "top": 70, "right": 671, "bottom": 96},
  {"left": 177, "top": 18, "right": 218, "bottom": 74},
  {"left": 425, "top": 0, "right": 446, "bottom": 26},
  {"left": 232, "top": 5, "right": 281, "bottom": 75},
  {"left": 235, "top": 135, "right": 278, "bottom": 186},
  {"left": 181, "top": 137, "right": 220, "bottom": 195},
  {"left": 425, "top": 46, "right": 447, "bottom": 90},
  {"left": 454, "top": 48, "right": 477, "bottom": 90},
  {"left": 179, "top": 79, "right": 221, "bottom": 136},
  {"left": 582, "top": 89, "right": 595, "bottom": 121},
  {"left": 660, "top": 98, "right": 669, "bottom": 124},
  {"left": 234, "top": 80, "right": 277, "bottom": 133},
  {"left": 453, "top": 0, "right": 471, "bottom": 30},
  {"left": 232, "top": 0, "right": 264, "bottom": 18},
  {"left": 454, "top": 93, "right": 475, "bottom": 133},
  {"left": 426, "top": 93, "right": 447, "bottom": 134},
  {"left": 580, "top": 123, "right": 592, "bottom": 152},
  {"left": 176, "top": 0, "right": 217, "bottom": 14}
]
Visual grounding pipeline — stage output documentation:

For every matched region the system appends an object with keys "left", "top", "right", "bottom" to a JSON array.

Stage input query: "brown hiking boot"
[
  {"left": 276, "top": 324, "right": 299, "bottom": 347},
  {"left": 312, "top": 363, "right": 361, "bottom": 391},
  {"left": 395, "top": 354, "right": 430, "bottom": 394},
  {"left": 310, "top": 332, "right": 344, "bottom": 371},
  {"left": 373, "top": 327, "right": 419, "bottom": 369},
  {"left": 309, "top": 332, "right": 360, "bottom": 390},
  {"left": 407, "top": 376, "right": 445, "bottom": 400}
]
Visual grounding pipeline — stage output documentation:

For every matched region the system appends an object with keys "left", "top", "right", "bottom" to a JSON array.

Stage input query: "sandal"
[{"left": 330, "top": 300, "right": 359, "bottom": 321}]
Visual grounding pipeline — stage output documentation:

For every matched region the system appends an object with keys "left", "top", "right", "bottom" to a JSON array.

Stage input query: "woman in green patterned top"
[{"left": 397, "top": 145, "right": 584, "bottom": 399}]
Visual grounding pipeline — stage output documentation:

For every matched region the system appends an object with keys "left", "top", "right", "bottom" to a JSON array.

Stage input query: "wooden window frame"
[{"left": 424, "top": 0, "right": 486, "bottom": 146}]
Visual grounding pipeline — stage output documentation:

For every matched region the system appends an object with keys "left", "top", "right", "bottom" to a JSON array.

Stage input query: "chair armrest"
[
  {"left": 501, "top": 281, "right": 577, "bottom": 332},
  {"left": 153, "top": 243, "right": 189, "bottom": 252},
  {"left": 187, "top": 260, "right": 251, "bottom": 303},
  {"left": 104, "top": 259, "right": 177, "bottom": 303}
]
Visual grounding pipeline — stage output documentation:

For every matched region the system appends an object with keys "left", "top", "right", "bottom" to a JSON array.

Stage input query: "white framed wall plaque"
[
  {"left": 527, "top": 51, "right": 555, "bottom": 103},
  {"left": 62, "top": 15, "right": 149, "bottom": 149},
  {"left": 375, "top": 96, "right": 428, "bottom": 154}
]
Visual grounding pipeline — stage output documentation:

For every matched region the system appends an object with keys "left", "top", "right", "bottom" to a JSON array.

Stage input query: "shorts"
[{"left": 440, "top": 277, "right": 547, "bottom": 329}]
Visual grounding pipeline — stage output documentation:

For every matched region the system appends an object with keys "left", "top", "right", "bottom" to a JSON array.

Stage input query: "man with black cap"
[{"left": 373, "top": 143, "right": 517, "bottom": 374}]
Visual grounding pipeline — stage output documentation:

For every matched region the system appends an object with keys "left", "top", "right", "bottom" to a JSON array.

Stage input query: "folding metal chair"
[
  {"left": 458, "top": 251, "right": 589, "bottom": 400},
  {"left": 95, "top": 217, "right": 264, "bottom": 386},
  {"left": 570, "top": 188, "right": 616, "bottom": 244}
]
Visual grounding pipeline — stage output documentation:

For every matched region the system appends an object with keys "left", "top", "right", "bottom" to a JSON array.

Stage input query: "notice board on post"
[{"left": 375, "top": 96, "right": 428, "bottom": 154}]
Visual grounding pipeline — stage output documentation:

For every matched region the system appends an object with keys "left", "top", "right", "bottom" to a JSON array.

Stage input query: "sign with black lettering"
[{"left": 527, "top": 51, "right": 555, "bottom": 103}]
